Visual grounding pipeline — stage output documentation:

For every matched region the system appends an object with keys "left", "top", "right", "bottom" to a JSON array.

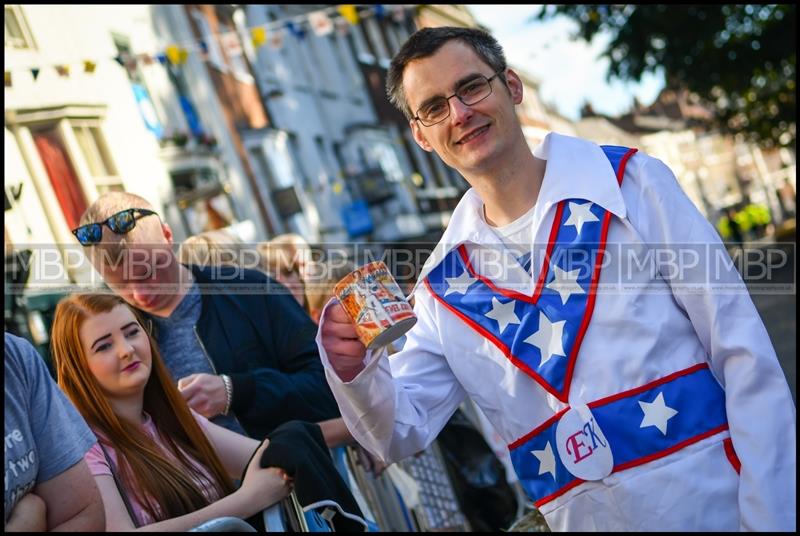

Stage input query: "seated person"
[
  {"left": 50, "top": 293, "right": 294, "bottom": 530},
  {"left": 4, "top": 333, "right": 106, "bottom": 532}
]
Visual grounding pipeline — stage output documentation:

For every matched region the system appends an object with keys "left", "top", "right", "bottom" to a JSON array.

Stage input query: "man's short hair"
[
  {"left": 386, "top": 26, "right": 507, "bottom": 121},
  {"left": 79, "top": 192, "right": 158, "bottom": 262},
  {"left": 79, "top": 191, "right": 155, "bottom": 226}
]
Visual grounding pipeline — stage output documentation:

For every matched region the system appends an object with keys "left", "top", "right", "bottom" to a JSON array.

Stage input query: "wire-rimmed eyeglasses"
[{"left": 413, "top": 70, "right": 505, "bottom": 127}]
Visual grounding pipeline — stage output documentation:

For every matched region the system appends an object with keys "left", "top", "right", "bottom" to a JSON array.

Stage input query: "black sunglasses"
[{"left": 72, "top": 208, "right": 158, "bottom": 246}]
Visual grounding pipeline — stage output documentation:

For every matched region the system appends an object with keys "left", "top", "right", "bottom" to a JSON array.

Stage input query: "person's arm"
[
  {"left": 34, "top": 459, "right": 105, "bottom": 532},
  {"left": 633, "top": 155, "right": 796, "bottom": 531},
  {"left": 97, "top": 440, "right": 290, "bottom": 531},
  {"left": 4, "top": 492, "right": 47, "bottom": 532},
  {"left": 317, "top": 292, "right": 467, "bottom": 463},
  {"left": 317, "top": 417, "right": 355, "bottom": 448},
  {"left": 197, "top": 414, "right": 260, "bottom": 479}
]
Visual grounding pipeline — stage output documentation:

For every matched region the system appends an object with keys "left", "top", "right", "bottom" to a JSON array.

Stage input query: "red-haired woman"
[{"left": 50, "top": 293, "right": 291, "bottom": 530}]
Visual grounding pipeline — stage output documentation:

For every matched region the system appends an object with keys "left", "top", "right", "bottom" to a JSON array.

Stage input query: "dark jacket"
[{"left": 189, "top": 264, "right": 340, "bottom": 439}]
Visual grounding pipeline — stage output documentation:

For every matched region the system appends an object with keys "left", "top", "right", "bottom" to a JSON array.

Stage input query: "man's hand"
[
  {"left": 5, "top": 492, "right": 47, "bottom": 532},
  {"left": 320, "top": 301, "right": 367, "bottom": 382},
  {"left": 177, "top": 373, "right": 227, "bottom": 417}
]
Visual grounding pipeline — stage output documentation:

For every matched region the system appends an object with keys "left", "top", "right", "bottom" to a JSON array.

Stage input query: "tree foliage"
[{"left": 536, "top": 5, "right": 795, "bottom": 148}]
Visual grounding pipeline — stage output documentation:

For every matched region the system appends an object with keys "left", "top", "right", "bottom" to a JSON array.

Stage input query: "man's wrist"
[{"left": 220, "top": 374, "right": 233, "bottom": 416}]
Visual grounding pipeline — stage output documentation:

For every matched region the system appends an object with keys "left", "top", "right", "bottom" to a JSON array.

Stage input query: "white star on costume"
[
  {"left": 524, "top": 312, "right": 566, "bottom": 367},
  {"left": 546, "top": 265, "right": 585, "bottom": 305},
  {"left": 484, "top": 297, "right": 521, "bottom": 333},
  {"left": 638, "top": 392, "right": 679, "bottom": 435},
  {"left": 564, "top": 201, "right": 599, "bottom": 234},
  {"left": 531, "top": 441, "right": 557, "bottom": 480},
  {"left": 444, "top": 269, "right": 477, "bottom": 296}
]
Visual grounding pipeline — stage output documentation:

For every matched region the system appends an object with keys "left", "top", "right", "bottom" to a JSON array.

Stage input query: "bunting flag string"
[{"left": 4, "top": 4, "right": 415, "bottom": 88}]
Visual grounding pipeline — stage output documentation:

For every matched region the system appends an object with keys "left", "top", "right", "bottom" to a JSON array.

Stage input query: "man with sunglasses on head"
[
  {"left": 73, "top": 192, "right": 341, "bottom": 440},
  {"left": 316, "top": 27, "right": 795, "bottom": 531}
]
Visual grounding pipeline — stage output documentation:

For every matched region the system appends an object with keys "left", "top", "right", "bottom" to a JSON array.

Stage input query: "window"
[
  {"left": 72, "top": 123, "right": 118, "bottom": 183},
  {"left": 170, "top": 166, "right": 238, "bottom": 236},
  {"left": 4, "top": 5, "right": 35, "bottom": 49}
]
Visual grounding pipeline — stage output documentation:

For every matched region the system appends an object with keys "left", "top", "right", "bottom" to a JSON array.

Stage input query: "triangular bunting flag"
[
  {"left": 55, "top": 65, "right": 70, "bottom": 78},
  {"left": 5, "top": 71, "right": 11, "bottom": 88},
  {"left": 83, "top": 60, "right": 97, "bottom": 73},
  {"left": 251, "top": 27, "right": 266, "bottom": 48},
  {"left": 165, "top": 45, "right": 188, "bottom": 66},
  {"left": 309, "top": 10, "right": 334, "bottom": 36},
  {"left": 30, "top": 68, "right": 40, "bottom": 81},
  {"left": 269, "top": 27, "right": 285, "bottom": 49},
  {"left": 338, "top": 5, "right": 360, "bottom": 25},
  {"left": 285, "top": 21, "right": 306, "bottom": 40}
]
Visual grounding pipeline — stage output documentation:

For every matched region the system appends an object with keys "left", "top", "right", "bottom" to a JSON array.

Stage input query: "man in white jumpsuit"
[{"left": 316, "top": 27, "right": 796, "bottom": 531}]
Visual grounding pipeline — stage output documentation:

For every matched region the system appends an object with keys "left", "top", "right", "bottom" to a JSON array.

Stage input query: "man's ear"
[
  {"left": 505, "top": 68, "right": 524, "bottom": 105},
  {"left": 161, "top": 222, "right": 174, "bottom": 245},
  {"left": 410, "top": 119, "right": 433, "bottom": 152}
]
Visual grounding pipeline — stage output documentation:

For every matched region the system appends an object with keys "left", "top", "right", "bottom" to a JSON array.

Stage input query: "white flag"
[{"left": 309, "top": 10, "right": 334, "bottom": 36}]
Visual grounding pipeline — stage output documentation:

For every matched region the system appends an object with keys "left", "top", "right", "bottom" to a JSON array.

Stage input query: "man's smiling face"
[{"left": 404, "top": 40, "right": 524, "bottom": 177}]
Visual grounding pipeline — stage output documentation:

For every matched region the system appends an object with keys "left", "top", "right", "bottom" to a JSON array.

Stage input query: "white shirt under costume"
[{"left": 316, "top": 132, "right": 796, "bottom": 531}]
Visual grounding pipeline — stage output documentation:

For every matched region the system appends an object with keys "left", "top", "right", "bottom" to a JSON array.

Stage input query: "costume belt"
[{"left": 508, "top": 363, "right": 729, "bottom": 507}]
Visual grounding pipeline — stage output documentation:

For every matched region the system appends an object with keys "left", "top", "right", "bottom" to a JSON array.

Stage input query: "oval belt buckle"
[{"left": 555, "top": 404, "right": 613, "bottom": 481}]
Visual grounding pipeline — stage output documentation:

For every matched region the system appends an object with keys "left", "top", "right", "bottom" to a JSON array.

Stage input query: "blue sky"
[{"left": 467, "top": 5, "right": 665, "bottom": 120}]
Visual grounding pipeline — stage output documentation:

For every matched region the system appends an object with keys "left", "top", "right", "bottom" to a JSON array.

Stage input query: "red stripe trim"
[
  {"left": 562, "top": 147, "right": 636, "bottom": 400},
  {"left": 534, "top": 479, "right": 585, "bottom": 508},
  {"left": 458, "top": 201, "right": 565, "bottom": 304},
  {"left": 508, "top": 362, "right": 711, "bottom": 448},
  {"left": 562, "top": 209, "right": 612, "bottom": 400},
  {"left": 615, "top": 148, "right": 638, "bottom": 185},
  {"left": 532, "top": 201, "right": 566, "bottom": 302},
  {"left": 423, "top": 278, "right": 564, "bottom": 400},
  {"left": 587, "top": 363, "right": 709, "bottom": 410},
  {"left": 534, "top": 425, "right": 728, "bottom": 508},
  {"left": 613, "top": 424, "right": 728, "bottom": 472},
  {"left": 723, "top": 437, "right": 741, "bottom": 474},
  {"left": 508, "top": 407, "right": 570, "bottom": 450}
]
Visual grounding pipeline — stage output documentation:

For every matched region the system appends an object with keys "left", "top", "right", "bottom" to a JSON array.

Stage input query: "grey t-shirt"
[
  {"left": 4, "top": 333, "right": 97, "bottom": 522},
  {"left": 152, "top": 282, "right": 246, "bottom": 435}
]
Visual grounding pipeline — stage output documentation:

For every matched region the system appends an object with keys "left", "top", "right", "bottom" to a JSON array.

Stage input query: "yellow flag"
[
  {"left": 165, "top": 45, "right": 187, "bottom": 66},
  {"left": 251, "top": 27, "right": 267, "bottom": 48},
  {"left": 4, "top": 71, "right": 11, "bottom": 87},
  {"left": 56, "top": 64, "right": 71, "bottom": 77},
  {"left": 83, "top": 60, "right": 97, "bottom": 73},
  {"left": 338, "top": 5, "right": 360, "bottom": 25}
]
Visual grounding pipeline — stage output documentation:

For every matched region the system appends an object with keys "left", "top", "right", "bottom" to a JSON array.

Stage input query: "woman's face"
[{"left": 78, "top": 304, "right": 153, "bottom": 399}]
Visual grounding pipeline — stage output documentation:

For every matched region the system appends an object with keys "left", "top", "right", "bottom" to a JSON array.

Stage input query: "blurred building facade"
[
  {"left": 6, "top": 3, "right": 794, "bottom": 296},
  {"left": 577, "top": 88, "right": 797, "bottom": 228}
]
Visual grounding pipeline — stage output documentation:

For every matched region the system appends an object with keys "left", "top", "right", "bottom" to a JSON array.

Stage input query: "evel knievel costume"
[{"left": 316, "top": 133, "right": 796, "bottom": 531}]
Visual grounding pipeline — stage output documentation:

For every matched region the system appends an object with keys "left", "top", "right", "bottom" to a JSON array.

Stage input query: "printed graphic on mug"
[{"left": 333, "top": 261, "right": 417, "bottom": 349}]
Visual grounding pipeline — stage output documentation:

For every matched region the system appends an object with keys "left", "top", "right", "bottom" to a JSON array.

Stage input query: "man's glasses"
[
  {"left": 72, "top": 208, "right": 158, "bottom": 246},
  {"left": 413, "top": 70, "right": 505, "bottom": 127}
]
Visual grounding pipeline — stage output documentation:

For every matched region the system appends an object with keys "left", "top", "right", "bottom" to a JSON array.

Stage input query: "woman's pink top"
[{"left": 84, "top": 411, "right": 223, "bottom": 526}]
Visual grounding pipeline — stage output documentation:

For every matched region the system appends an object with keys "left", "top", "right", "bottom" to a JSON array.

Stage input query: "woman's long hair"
[{"left": 51, "top": 293, "right": 235, "bottom": 522}]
